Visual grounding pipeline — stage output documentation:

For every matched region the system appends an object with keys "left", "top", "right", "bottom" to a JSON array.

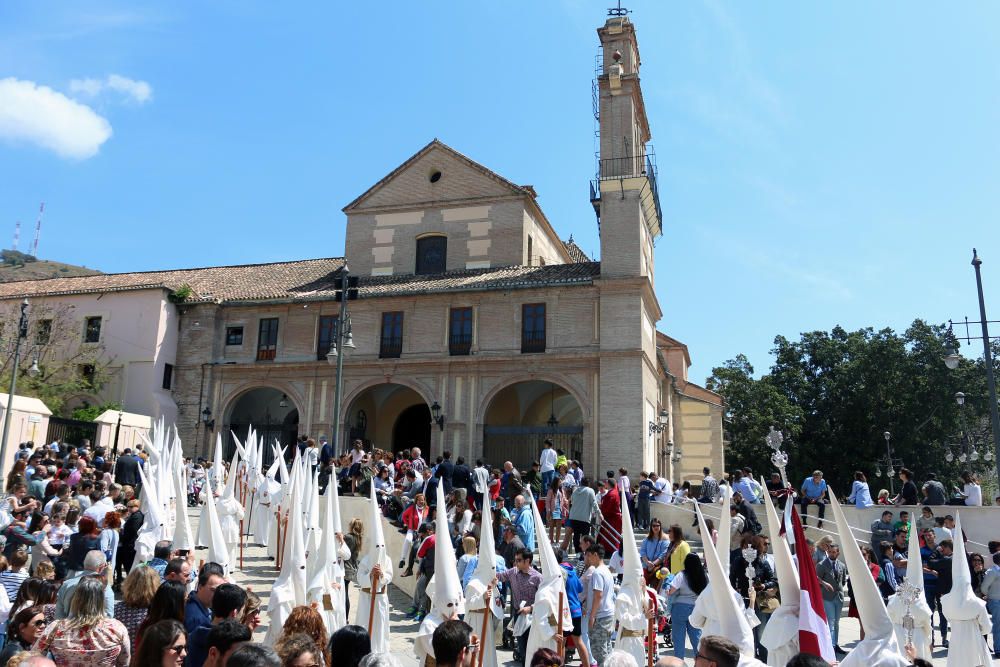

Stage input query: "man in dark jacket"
[
  {"left": 452, "top": 456, "right": 472, "bottom": 498},
  {"left": 113, "top": 448, "right": 142, "bottom": 488},
  {"left": 116, "top": 499, "right": 143, "bottom": 584},
  {"left": 437, "top": 450, "right": 455, "bottom": 495}
]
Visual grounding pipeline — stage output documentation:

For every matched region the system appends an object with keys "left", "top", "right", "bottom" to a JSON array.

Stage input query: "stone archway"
[
  {"left": 343, "top": 383, "right": 432, "bottom": 458},
  {"left": 224, "top": 386, "right": 300, "bottom": 463},
  {"left": 482, "top": 380, "right": 584, "bottom": 470}
]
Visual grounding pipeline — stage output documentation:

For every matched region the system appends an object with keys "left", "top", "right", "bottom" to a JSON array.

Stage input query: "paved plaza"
[{"left": 184, "top": 506, "right": 966, "bottom": 667}]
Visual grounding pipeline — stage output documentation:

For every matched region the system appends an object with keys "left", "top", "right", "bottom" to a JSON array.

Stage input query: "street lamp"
[
  {"left": 430, "top": 401, "right": 445, "bottom": 431},
  {"left": 944, "top": 248, "right": 1000, "bottom": 484},
  {"left": 326, "top": 265, "right": 357, "bottom": 453},
  {"left": 874, "top": 431, "right": 902, "bottom": 494},
  {"left": 648, "top": 409, "right": 669, "bottom": 435},
  {"left": 0, "top": 299, "right": 30, "bottom": 471}
]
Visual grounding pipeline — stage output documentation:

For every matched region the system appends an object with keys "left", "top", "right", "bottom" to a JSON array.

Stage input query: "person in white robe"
[
  {"left": 306, "top": 469, "right": 350, "bottom": 634},
  {"left": 197, "top": 435, "right": 227, "bottom": 548},
  {"left": 216, "top": 448, "right": 246, "bottom": 566},
  {"left": 355, "top": 482, "right": 393, "bottom": 654},
  {"left": 940, "top": 512, "right": 993, "bottom": 667},
  {"left": 828, "top": 492, "right": 909, "bottom": 667},
  {"left": 886, "top": 515, "right": 933, "bottom": 660},
  {"left": 253, "top": 452, "right": 281, "bottom": 548},
  {"left": 525, "top": 491, "right": 573, "bottom": 661},
  {"left": 758, "top": 480, "right": 799, "bottom": 666},
  {"left": 264, "top": 454, "right": 307, "bottom": 646},
  {"left": 416, "top": 482, "right": 466, "bottom": 667},
  {"left": 465, "top": 500, "right": 504, "bottom": 667},
  {"left": 694, "top": 503, "right": 767, "bottom": 667},
  {"left": 614, "top": 489, "right": 653, "bottom": 667}
]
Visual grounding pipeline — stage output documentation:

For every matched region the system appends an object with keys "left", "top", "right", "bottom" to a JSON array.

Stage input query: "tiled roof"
[
  {"left": 0, "top": 258, "right": 345, "bottom": 303},
  {"left": 563, "top": 237, "right": 591, "bottom": 263},
  {"left": 0, "top": 258, "right": 600, "bottom": 303}
]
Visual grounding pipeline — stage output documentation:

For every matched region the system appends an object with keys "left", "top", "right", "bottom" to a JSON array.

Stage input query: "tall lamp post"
[
  {"left": 0, "top": 299, "right": 31, "bottom": 472},
  {"left": 945, "top": 248, "right": 1000, "bottom": 485},
  {"left": 327, "top": 266, "right": 356, "bottom": 453}
]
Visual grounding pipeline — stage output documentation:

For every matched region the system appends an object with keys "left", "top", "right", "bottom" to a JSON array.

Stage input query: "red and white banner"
[{"left": 789, "top": 507, "right": 836, "bottom": 662}]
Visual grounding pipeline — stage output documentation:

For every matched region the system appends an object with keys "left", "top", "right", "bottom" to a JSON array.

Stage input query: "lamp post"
[
  {"left": 873, "top": 431, "right": 904, "bottom": 494},
  {"left": 327, "top": 266, "right": 356, "bottom": 453},
  {"left": 765, "top": 425, "right": 789, "bottom": 488},
  {"left": 944, "top": 248, "right": 1000, "bottom": 485},
  {"left": 0, "top": 299, "right": 30, "bottom": 472}
]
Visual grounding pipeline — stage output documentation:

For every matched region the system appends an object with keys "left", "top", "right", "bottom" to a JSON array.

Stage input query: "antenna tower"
[
  {"left": 31, "top": 202, "right": 43, "bottom": 257},
  {"left": 12, "top": 222, "right": 20, "bottom": 251}
]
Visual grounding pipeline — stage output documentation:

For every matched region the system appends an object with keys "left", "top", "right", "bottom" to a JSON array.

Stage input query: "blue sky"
[{"left": 2, "top": 1, "right": 999, "bottom": 384}]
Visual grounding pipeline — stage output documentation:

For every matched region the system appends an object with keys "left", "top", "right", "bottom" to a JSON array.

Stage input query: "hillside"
[{"left": 0, "top": 249, "right": 101, "bottom": 283}]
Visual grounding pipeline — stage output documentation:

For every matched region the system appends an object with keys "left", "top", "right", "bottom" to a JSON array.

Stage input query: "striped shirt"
[{"left": 0, "top": 570, "right": 28, "bottom": 602}]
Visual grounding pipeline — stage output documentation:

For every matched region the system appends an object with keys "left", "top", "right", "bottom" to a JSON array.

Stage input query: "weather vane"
[{"left": 608, "top": 2, "right": 630, "bottom": 17}]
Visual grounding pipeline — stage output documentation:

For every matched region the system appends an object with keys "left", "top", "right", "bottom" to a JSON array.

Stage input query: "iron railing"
[
  {"left": 591, "top": 152, "right": 664, "bottom": 226},
  {"left": 449, "top": 334, "right": 472, "bottom": 356},
  {"left": 521, "top": 332, "right": 546, "bottom": 354},
  {"left": 379, "top": 337, "right": 402, "bottom": 359}
]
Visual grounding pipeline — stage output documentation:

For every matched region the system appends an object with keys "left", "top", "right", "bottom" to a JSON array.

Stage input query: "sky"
[{"left": 1, "top": 1, "right": 1000, "bottom": 384}]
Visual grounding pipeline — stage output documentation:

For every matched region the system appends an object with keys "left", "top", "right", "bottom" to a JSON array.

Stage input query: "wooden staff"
[
  {"left": 273, "top": 510, "right": 282, "bottom": 569},
  {"left": 646, "top": 589, "right": 657, "bottom": 667},
  {"left": 239, "top": 518, "right": 245, "bottom": 570},
  {"left": 477, "top": 588, "right": 492, "bottom": 667},
  {"left": 367, "top": 568, "right": 381, "bottom": 637},
  {"left": 556, "top": 591, "right": 565, "bottom": 662}
]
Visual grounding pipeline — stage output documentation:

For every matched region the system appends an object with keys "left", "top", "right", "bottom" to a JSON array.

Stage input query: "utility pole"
[{"left": 0, "top": 300, "right": 29, "bottom": 471}]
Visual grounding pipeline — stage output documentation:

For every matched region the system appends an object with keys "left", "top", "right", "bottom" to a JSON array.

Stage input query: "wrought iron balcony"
[
  {"left": 590, "top": 151, "right": 663, "bottom": 233},
  {"left": 379, "top": 337, "right": 402, "bottom": 359}
]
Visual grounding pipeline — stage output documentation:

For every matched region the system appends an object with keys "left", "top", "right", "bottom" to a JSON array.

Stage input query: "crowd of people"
[{"left": 1, "top": 430, "right": 999, "bottom": 667}]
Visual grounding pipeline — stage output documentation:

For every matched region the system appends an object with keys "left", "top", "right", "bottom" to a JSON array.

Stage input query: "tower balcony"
[{"left": 590, "top": 152, "right": 663, "bottom": 237}]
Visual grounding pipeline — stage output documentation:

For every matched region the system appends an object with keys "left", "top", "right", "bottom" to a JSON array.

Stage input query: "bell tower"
[
  {"left": 592, "top": 9, "right": 662, "bottom": 279},
  {"left": 592, "top": 8, "right": 665, "bottom": 477}
]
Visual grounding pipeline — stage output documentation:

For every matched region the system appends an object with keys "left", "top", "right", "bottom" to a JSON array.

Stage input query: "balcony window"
[
  {"left": 449, "top": 307, "right": 473, "bottom": 356},
  {"left": 317, "top": 315, "right": 339, "bottom": 360},
  {"left": 84, "top": 316, "right": 102, "bottom": 343},
  {"left": 257, "top": 318, "right": 279, "bottom": 361},
  {"left": 521, "top": 303, "right": 546, "bottom": 353},
  {"left": 380, "top": 312, "right": 403, "bottom": 358}
]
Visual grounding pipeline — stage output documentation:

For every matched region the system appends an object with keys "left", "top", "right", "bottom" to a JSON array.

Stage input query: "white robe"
[
  {"left": 690, "top": 583, "right": 759, "bottom": 637},
  {"left": 613, "top": 585, "right": 648, "bottom": 667},
  {"left": 465, "top": 578, "right": 503, "bottom": 667},
  {"left": 416, "top": 610, "right": 446, "bottom": 666},
  {"left": 759, "top": 604, "right": 799, "bottom": 667},
  {"left": 943, "top": 602, "right": 992, "bottom": 667},
  {"left": 886, "top": 593, "right": 933, "bottom": 661},
  {"left": 355, "top": 554, "right": 393, "bottom": 654},
  {"left": 525, "top": 576, "right": 572, "bottom": 661},
  {"left": 217, "top": 495, "right": 245, "bottom": 563}
]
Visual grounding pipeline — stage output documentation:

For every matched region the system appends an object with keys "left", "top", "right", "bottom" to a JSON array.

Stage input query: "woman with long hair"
[
  {"left": 666, "top": 552, "right": 707, "bottom": 660},
  {"left": 136, "top": 580, "right": 186, "bottom": 648},
  {"left": 545, "top": 477, "right": 566, "bottom": 544},
  {"left": 847, "top": 471, "right": 874, "bottom": 508},
  {"left": 62, "top": 516, "right": 101, "bottom": 576},
  {"left": 101, "top": 511, "right": 123, "bottom": 577},
  {"left": 241, "top": 590, "right": 262, "bottom": 633},
  {"left": 131, "top": 619, "right": 186, "bottom": 667},
  {"left": 279, "top": 606, "right": 329, "bottom": 666},
  {"left": 6, "top": 460, "right": 27, "bottom": 493},
  {"left": 343, "top": 517, "right": 364, "bottom": 618},
  {"left": 398, "top": 493, "right": 428, "bottom": 572},
  {"left": 665, "top": 524, "right": 690, "bottom": 575},
  {"left": 34, "top": 576, "right": 131, "bottom": 664},
  {"left": 327, "top": 624, "right": 370, "bottom": 667},
  {"left": 115, "top": 565, "right": 159, "bottom": 650},
  {"left": 0, "top": 605, "right": 47, "bottom": 664},
  {"left": 639, "top": 520, "right": 668, "bottom": 586}
]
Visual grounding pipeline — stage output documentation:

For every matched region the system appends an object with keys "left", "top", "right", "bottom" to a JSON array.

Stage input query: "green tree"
[{"left": 708, "top": 320, "right": 998, "bottom": 497}]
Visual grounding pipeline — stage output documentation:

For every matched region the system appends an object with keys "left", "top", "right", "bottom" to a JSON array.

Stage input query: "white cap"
[
  {"left": 761, "top": 477, "right": 798, "bottom": 602},
  {"left": 829, "top": 492, "right": 908, "bottom": 666},
  {"left": 942, "top": 512, "right": 988, "bottom": 620},
  {"left": 694, "top": 501, "right": 755, "bottom": 657},
  {"left": 717, "top": 484, "right": 732, "bottom": 576},
  {"left": 619, "top": 485, "right": 644, "bottom": 582},
  {"left": 472, "top": 491, "right": 498, "bottom": 584},
  {"left": 528, "top": 492, "right": 561, "bottom": 581},
  {"left": 431, "top": 477, "right": 465, "bottom": 615}
]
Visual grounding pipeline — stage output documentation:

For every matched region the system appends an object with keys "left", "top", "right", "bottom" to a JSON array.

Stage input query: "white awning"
[
  {"left": 0, "top": 394, "right": 52, "bottom": 416},
  {"left": 94, "top": 410, "right": 152, "bottom": 429}
]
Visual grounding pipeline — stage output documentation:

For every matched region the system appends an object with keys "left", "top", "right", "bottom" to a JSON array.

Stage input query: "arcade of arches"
[
  {"left": 483, "top": 380, "right": 583, "bottom": 470},
  {"left": 345, "top": 383, "right": 431, "bottom": 457},
  {"left": 224, "top": 386, "right": 299, "bottom": 461}
]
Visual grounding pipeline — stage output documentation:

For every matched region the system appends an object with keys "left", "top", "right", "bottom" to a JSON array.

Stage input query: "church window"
[
  {"left": 521, "top": 303, "right": 546, "bottom": 353},
  {"left": 225, "top": 326, "right": 244, "bottom": 346},
  {"left": 380, "top": 312, "right": 403, "bottom": 358},
  {"left": 416, "top": 235, "right": 447, "bottom": 275},
  {"left": 256, "top": 318, "right": 279, "bottom": 361},
  {"left": 449, "top": 307, "right": 473, "bottom": 356}
]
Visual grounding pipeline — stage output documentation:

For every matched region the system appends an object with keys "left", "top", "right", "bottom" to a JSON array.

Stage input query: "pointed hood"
[
  {"left": 761, "top": 478, "right": 798, "bottom": 604},
  {"left": 828, "top": 492, "right": 904, "bottom": 665},
  {"left": 364, "top": 478, "right": 387, "bottom": 564},
  {"left": 472, "top": 495, "right": 498, "bottom": 584},
  {"left": 694, "top": 501, "right": 755, "bottom": 658},
  {"left": 203, "top": 470, "right": 233, "bottom": 576},
  {"left": 172, "top": 459, "right": 194, "bottom": 552},
  {"left": 328, "top": 466, "right": 344, "bottom": 534},
  {"left": 717, "top": 484, "right": 732, "bottom": 576},
  {"left": 942, "top": 512, "right": 987, "bottom": 620},
  {"left": 619, "top": 487, "right": 643, "bottom": 581},
  {"left": 212, "top": 433, "right": 226, "bottom": 494},
  {"left": 221, "top": 446, "right": 241, "bottom": 502},
  {"left": 905, "top": 515, "right": 924, "bottom": 592},
  {"left": 432, "top": 477, "right": 465, "bottom": 615},
  {"left": 527, "top": 491, "right": 560, "bottom": 581}
]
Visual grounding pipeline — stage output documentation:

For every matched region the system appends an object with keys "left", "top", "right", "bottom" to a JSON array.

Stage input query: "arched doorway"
[
  {"left": 392, "top": 404, "right": 431, "bottom": 456},
  {"left": 225, "top": 387, "right": 299, "bottom": 463},
  {"left": 344, "top": 383, "right": 432, "bottom": 458},
  {"left": 482, "top": 380, "right": 583, "bottom": 470}
]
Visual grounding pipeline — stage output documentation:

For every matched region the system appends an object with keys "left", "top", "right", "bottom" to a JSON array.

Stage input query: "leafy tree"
[
  {"left": 708, "top": 320, "right": 999, "bottom": 498},
  {"left": 70, "top": 401, "right": 122, "bottom": 422},
  {"left": 0, "top": 301, "right": 113, "bottom": 416}
]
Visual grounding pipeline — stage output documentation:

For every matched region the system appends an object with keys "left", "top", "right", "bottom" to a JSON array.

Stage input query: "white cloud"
[
  {"left": 0, "top": 77, "right": 112, "bottom": 159},
  {"left": 70, "top": 73, "right": 153, "bottom": 104}
]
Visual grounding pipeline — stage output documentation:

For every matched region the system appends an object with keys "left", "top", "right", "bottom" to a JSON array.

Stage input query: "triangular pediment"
[{"left": 343, "top": 139, "right": 527, "bottom": 212}]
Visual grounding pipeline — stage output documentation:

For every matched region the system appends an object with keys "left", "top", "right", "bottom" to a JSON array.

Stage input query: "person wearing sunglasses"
[
  {"left": 132, "top": 619, "right": 187, "bottom": 667},
  {"left": 0, "top": 604, "right": 47, "bottom": 664},
  {"left": 693, "top": 634, "right": 740, "bottom": 667},
  {"left": 432, "top": 619, "right": 478, "bottom": 667}
]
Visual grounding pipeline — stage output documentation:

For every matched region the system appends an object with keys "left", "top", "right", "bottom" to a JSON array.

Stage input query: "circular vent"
[{"left": 429, "top": 171, "right": 442, "bottom": 183}]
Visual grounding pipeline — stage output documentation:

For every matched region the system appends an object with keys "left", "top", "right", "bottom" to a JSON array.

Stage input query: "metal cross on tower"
[{"left": 608, "top": 2, "right": 630, "bottom": 17}]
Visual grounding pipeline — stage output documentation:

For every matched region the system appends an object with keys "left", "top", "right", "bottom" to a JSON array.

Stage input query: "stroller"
[{"left": 650, "top": 575, "right": 673, "bottom": 651}]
